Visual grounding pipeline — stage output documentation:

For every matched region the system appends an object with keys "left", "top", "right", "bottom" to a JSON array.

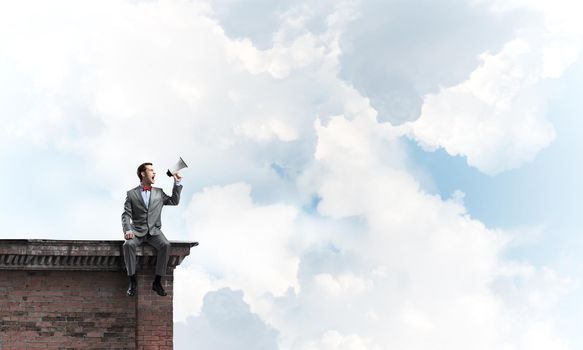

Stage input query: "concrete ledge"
[{"left": 0, "top": 239, "right": 198, "bottom": 271}]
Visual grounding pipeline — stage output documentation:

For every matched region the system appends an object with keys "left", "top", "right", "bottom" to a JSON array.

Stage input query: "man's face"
[{"left": 141, "top": 165, "right": 156, "bottom": 185}]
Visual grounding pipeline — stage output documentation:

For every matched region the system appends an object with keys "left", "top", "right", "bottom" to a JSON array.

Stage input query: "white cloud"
[
  {"left": 174, "top": 264, "right": 218, "bottom": 323},
  {"left": 302, "top": 330, "right": 381, "bottom": 350},
  {"left": 234, "top": 118, "right": 299, "bottom": 142},
  {"left": 0, "top": 0, "right": 366, "bottom": 208},
  {"left": 312, "top": 273, "right": 372, "bottom": 297},
  {"left": 407, "top": 39, "right": 556, "bottom": 174},
  {"left": 226, "top": 34, "right": 323, "bottom": 79},
  {"left": 407, "top": 0, "right": 583, "bottom": 174},
  {"left": 337, "top": 0, "right": 518, "bottom": 124},
  {"left": 175, "top": 287, "right": 279, "bottom": 350},
  {"left": 183, "top": 182, "right": 300, "bottom": 299},
  {"left": 276, "top": 114, "right": 571, "bottom": 349}
]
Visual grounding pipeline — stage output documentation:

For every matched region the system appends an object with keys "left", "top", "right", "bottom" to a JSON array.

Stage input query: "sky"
[{"left": 1, "top": 0, "right": 582, "bottom": 349}]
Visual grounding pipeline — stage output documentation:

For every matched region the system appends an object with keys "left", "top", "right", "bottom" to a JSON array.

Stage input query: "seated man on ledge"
[{"left": 121, "top": 162, "right": 183, "bottom": 297}]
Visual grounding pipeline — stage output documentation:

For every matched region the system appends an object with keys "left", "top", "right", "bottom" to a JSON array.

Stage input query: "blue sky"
[
  {"left": 1, "top": 0, "right": 583, "bottom": 349},
  {"left": 409, "top": 56, "right": 583, "bottom": 263}
]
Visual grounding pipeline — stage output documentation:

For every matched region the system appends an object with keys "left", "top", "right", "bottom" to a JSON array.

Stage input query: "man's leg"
[
  {"left": 146, "top": 233, "right": 171, "bottom": 296},
  {"left": 122, "top": 236, "right": 142, "bottom": 276},
  {"left": 123, "top": 236, "right": 143, "bottom": 296},
  {"left": 146, "top": 233, "right": 171, "bottom": 277}
]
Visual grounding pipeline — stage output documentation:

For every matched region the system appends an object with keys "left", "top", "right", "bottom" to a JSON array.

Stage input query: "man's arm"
[
  {"left": 163, "top": 173, "right": 183, "bottom": 206},
  {"left": 121, "top": 192, "right": 134, "bottom": 239}
]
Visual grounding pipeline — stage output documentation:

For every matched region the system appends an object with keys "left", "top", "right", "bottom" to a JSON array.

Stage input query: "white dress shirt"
[{"left": 140, "top": 179, "right": 182, "bottom": 209}]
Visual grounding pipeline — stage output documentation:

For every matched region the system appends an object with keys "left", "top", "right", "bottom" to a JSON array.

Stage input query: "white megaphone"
[{"left": 167, "top": 157, "right": 188, "bottom": 177}]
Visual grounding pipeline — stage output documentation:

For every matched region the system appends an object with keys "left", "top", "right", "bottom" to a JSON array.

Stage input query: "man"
[{"left": 121, "top": 162, "right": 183, "bottom": 297}]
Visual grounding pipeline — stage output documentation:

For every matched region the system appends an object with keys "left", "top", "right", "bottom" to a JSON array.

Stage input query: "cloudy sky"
[{"left": 1, "top": 0, "right": 583, "bottom": 349}]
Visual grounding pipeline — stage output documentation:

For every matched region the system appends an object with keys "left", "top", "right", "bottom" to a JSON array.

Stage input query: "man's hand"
[
  {"left": 173, "top": 172, "right": 183, "bottom": 182},
  {"left": 125, "top": 231, "right": 134, "bottom": 240}
]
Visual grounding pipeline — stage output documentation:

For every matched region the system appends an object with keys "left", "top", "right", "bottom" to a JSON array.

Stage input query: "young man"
[{"left": 121, "top": 162, "right": 183, "bottom": 296}]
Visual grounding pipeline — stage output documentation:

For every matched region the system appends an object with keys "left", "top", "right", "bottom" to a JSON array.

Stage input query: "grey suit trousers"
[{"left": 123, "top": 232, "right": 171, "bottom": 276}]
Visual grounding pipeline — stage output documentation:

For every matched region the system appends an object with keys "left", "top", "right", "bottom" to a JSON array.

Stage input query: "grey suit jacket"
[{"left": 121, "top": 183, "right": 182, "bottom": 237}]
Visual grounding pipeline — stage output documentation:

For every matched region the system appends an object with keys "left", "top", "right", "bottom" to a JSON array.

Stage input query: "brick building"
[{"left": 0, "top": 239, "right": 196, "bottom": 349}]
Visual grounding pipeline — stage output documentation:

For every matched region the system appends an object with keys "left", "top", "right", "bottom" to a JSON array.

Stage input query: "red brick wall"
[
  {"left": 0, "top": 269, "right": 174, "bottom": 349},
  {"left": 136, "top": 270, "right": 174, "bottom": 350}
]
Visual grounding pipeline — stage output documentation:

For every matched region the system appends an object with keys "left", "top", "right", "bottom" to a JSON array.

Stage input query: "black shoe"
[
  {"left": 152, "top": 282, "right": 167, "bottom": 296},
  {"left": 127, "top": 276, "right": 137, "bottom": 297}
]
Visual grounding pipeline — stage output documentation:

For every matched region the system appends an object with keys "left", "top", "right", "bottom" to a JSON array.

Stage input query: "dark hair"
[{"left": 137, "top": 162, "right": 153, "bottom": 181}]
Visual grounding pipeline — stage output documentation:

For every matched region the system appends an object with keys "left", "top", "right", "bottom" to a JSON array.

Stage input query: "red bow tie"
[{"left": 142, "top": 186, "right": 152, "bottom": 191}]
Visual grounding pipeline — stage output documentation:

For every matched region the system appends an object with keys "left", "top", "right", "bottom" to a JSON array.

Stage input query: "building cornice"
[{"left": 0, "top": 239, "right": 198, "bottom": 271}]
